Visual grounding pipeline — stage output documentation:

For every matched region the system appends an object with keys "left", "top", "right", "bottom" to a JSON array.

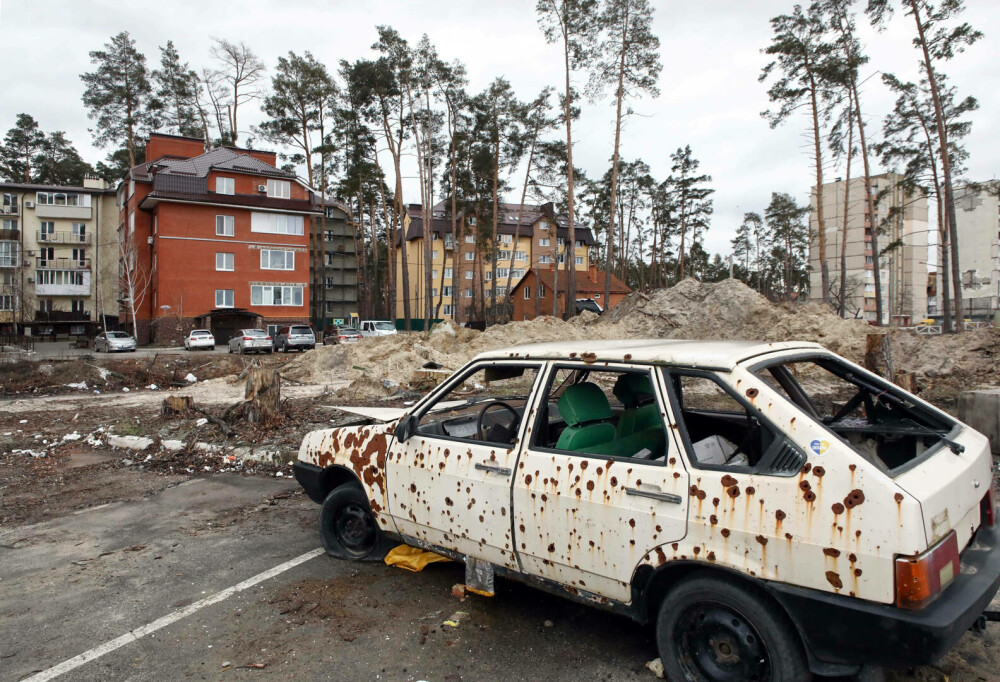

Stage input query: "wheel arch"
[{"left": 317, "top": 465, "right": 364, "bottom": 501}]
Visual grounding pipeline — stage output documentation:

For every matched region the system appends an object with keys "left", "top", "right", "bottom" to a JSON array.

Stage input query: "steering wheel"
[{"left": 477, "top": 401, "right": 521, "bottom": 443}]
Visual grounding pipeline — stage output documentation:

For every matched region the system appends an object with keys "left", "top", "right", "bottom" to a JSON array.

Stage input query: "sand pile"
[{"left": 282, "top": 277, "right": 1000, "bottom": 409}]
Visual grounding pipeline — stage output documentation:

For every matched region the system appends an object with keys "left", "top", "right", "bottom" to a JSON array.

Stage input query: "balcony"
[
  {"left": 35, "top": 204, "right": 92, "bottom": 220},
  {"left": 37, "top": 257, "right": 91, "bottom": 270},
  {"left": 0, "top": 227, "right": 18, "bottom": 240},
  {"left": 34, "top": 310, "right": 91, "bottom": 322},
  {"left": 37, "top": 230, "right": 92, "bottom": 245}
]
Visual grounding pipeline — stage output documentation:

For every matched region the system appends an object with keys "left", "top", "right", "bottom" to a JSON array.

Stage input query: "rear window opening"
[{"left": 754, "top": 356, "right": 956, "bottom": 474}]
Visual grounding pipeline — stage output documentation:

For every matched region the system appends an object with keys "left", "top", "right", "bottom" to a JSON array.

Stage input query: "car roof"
[{"left": 472, "top": 339, "right": 825, "bottom": 371}]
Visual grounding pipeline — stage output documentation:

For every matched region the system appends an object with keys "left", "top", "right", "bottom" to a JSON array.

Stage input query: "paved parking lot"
[{"left": 1, "top": 469, "right": 659, "bottom": 682}]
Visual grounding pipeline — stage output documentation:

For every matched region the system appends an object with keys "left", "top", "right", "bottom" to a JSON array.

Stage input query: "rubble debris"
[
  {"left": 384, "top": 545, "right": 452, "bottom": 572},
  {"left": 645, "top": 658, "right": 665, "bottom": 678},
  {"left": 443, "top": 611, "right": 468, "bottom": 628},
  {"left": 108, "top": 435, "right": 155, "bottom": 451}
]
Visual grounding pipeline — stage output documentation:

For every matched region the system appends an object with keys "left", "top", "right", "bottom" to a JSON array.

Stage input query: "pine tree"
[
  {"left": 589, "top": 0, "right": 661, "bottom": 308},
  {"left": 537, "top": 0, "right": 598, "bottom": 318},
  {"left": 666, "top": 145, "right": 714, "bottom": 280},
  {"left": 0, "top": 114, "right": 45, "bottom": 182},
  {"left": 765, "top": 192, "right": 810, "bottom": 298},
  {"left": 151, "top": 41, "right": 203, "bottom": 139},
  {"left": 81, "top": 31, "right": 153, "bottom": 168},
  {"left": 36, "top": 132, "right": 94, "bottom": 186}
]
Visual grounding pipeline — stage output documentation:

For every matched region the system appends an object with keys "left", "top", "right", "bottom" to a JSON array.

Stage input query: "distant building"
[
  {"left": 951, "top": 181, "right": 1000, "bottom": 318},
  {"left": 396, "top": 201, "right": 596, "bottom": 324},
  {"left": 0, "top": 177, "right": 117, "bottom": 337},
  {"left": 510, "top": 264, "right": 631, "bottom": 321},
  {"left": 120, "top": 133, "right": 319, "bottom": 344},
  {"left": 808, "top": 172, "right": 928, "bottom": 325},
  {"left": 311, "top": 202, "right": 358, "bottom": 329}
]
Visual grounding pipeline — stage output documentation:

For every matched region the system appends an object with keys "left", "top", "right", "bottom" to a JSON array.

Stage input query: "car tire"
[
  {"left": 656, "top": 573, "right": 808, "bottom": 682},
  {"left": 319, "top": 484, "right": 390, "bottom": 561}
]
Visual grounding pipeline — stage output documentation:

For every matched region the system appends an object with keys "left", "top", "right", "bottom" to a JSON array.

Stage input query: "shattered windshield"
[{"left": 754, "top": 355, "right": 954, "bottom": 472}]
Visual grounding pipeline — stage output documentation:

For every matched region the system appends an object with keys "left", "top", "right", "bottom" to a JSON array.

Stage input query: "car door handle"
[
  {"left": 475, "top": 463, "right": 512, "bottom": 476},
  {"left": 626, "top": 488, "right": 682, "bottom": 504}
]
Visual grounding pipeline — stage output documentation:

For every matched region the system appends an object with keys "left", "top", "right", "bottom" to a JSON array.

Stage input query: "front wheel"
[
  {"left": 319, "top": 484, "right": 388, "bottom": 561},
  {"left": 656, "top": 573, "right": 808, "bottom": 682}
]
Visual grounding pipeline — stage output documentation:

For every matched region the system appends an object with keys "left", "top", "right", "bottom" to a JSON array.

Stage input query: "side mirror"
[{"left": 394, "top": 414, "right": 417, "bottom": 443}]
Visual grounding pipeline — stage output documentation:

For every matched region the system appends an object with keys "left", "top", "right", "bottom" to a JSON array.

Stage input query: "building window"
[
  {"left": 464, "top": 271, "right": 473, "bottom": 280},
  {"left": 250, "top": 284, "right": 304, "bottom": 306},
  {"left": 523, "top": 286, "right": 531, "bottom": 300},
  {"left": 216, "top": 215, "right": 235, "bottom": 236},
  {"left": 0, "top": 241, "right": 17, "bottom": 267},
  {"left": 324, "top": 253, "right": 336, "bottom": 266},
  {"left": 498, "top": 250, "right": 511, "bottom": 260},
  {"left": 514, "top": 251, "right": 526, "bottom": 261},
  {"left": 576, "top": 240, "right": 585, "bottom": 248},
  {"left": 260, "top": 249, "right": 295, "bottom": 270},
  {"left": 464, "top": 288, "right": 473, "bottom": 298},
  {"left": 468, "top": 217, "right": 477, "bottom": 227},
  {"left": 539, "top": 237, "right": 550, "bottom": 247},
  {"left": 442, "top": 304, "right": 454, "bottom": 315},
  {"left": 38, "top": 299, "right": 53, "bottom": 312},
  {"left": 557, "top": 254, "right": 565, "bottom": 264},
  {"left": 40, "top": 221, "right": 55, "bottom": 240},
  {"left": 432, "top": 250, "right": 440, "bottom": 260},
  {"left": 499, "top": 234, "right": 512, "bottom": 244},
  {"left": 465, "top": 234, "right": 476, "bottom": 243},
  {"left": 216, "top": 252, "right": 234, "bottom": 271},
  {"left": 71, "top": 299, "right": 85, "bottom": 313},
  {"left": 557, "top": 237, "right": 565, "bottom": 247},
  {"left": 464, "top": 252, "right": 474, "bottom": 261},
  {"left": 72, "top": 248, "right": 86, "bottom": 266},
  {"left": 72, "top": 223, "right": 86, "bottom": 240},
  {"left": 575, "top": 256, "right": 583, "bottom": 265},
  {"left": 485, "top": 271, "right": 492, "bottom": 281},
  {"left": 497, "top": 267, "right": 510, "bottom": 279},
  {"left": 865, "top": 255, "right": 874, "bottom": 265},
  {"left": 266, "top": 179, "right": 291, "bottom": 199},
  {"left": 495, "top": 286, "right": 507, "bottom": 297},
  {"left": 216, "top": 177, "right": 235, "bottom": 195},
  {"left": 325, "top": 277, "right": 334, "bottom": 289},
  {"left": 539, "top": 255, "right": 553, "bottom": 264},
  {"left": 442, "top": 286, "right": 453, "bottom": 297},
  {"left": 251, "top": 212, "right": 304, "bottom": 235},
  {"left": 324, "top": 230, "right": 335, "bottom": 242},
  {"left": 0, "top": 294, "right": 12, "bottom": 311},
  {"left": 540, "top": 284, "right": 546, "bottom": 298},
  {"left": 215, "top": 289, "right": 234, "bottom": 307},
  {"left": 444, "top": 267, "right": 453, "bottom": 279}
]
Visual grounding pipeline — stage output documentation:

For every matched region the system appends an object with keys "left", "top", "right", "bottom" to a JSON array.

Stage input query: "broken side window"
[
  {"left": 414, "top": 363, "right": 541, "bottom": 446},
  {"left": 752, "top": 356, "right": 955, "bottom": 473}
]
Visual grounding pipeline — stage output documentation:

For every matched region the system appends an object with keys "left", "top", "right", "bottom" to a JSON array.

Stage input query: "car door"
[
  {"left": 512, "top": 363, "right": 690, "bottom": 603},
  {"left": 387, "top": 360, "right": 543, "bottom": 570}
]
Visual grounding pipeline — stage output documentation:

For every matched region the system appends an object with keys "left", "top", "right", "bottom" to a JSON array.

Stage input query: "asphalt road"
[{"left": 0, "top": 470, "right": 656, "bottom": 682}]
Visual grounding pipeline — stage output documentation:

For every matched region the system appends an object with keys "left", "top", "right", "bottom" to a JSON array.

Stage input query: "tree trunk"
[
  {"left": 161, "top": 395, "right": 194, "bottom": 415},
  {"left": 850, "top": 73, "right": 883, "bottom": 326},
  {"left": 244, "top": 366, "right": 280, "bottom": 423},
  {"left": 808, "top": 70, "right": 829, "bottom": 304},
  {"left": 908, "top": 0, "right": 963, "bottom": 330},
  {"left": 604, "top": 20, "right": 628, "bottom": 308},
  {"left": 839, "top": 100, "right": 854, "bottom": 318},
  {"left": 562, "top": 33, "right": 577, "bottom": 320}
]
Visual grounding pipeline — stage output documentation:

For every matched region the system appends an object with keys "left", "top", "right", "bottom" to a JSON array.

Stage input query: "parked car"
[
  {"left": 323, "top": 325, "right": 362, "bottom": 345},
  {"left": 94, "top": 330, "right": 136, "bottom": 353},
  {"left": 227, "top": 329, "right": 272, "bottom": 355},
  {"left": 184, "top": 329, "right": 215, "bottom": 351},
  {"left": 274, "top": 324, "right": 316, "bottom": 352},
  {"left": 359, "top": 320, "right": 397, "bottom": 337},
  {"left": 293, "top": 339, "right": 1000, "bottom": 680}
]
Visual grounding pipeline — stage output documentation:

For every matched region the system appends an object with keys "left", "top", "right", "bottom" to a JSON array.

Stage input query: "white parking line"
[{"left": 23, "top": 547, "right": 325, "bottom": 682}]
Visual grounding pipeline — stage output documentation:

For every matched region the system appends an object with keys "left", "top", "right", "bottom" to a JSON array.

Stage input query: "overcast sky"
[{"left": 1, "top": 0, "right": 996, "bottom": 256}]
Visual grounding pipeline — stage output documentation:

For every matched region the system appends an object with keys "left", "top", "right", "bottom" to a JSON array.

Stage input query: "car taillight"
[
  {"left": 265, "top": 336, "right": 271, "bottom": 340},
  {"left": 242, "top": 336, "right": 252, "bottom": 340},
  {"left": 981, "top": 481, "right": 996, "bottom": 527},
  {"left": 895, "top": 531, "right": 960, "bottom": 609},
  {"left": 339, "top": 335, "right": 347, "bottom": 340}
]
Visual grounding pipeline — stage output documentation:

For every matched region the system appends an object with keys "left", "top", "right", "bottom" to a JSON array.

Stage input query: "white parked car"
[
  {"left": 227, "top": 329, "right": 273, "bottom": 355},
  {"left": 359, "top": 320, "right": 397, "bottom": 337},
  {"left": 94, "top": 331, "right": 136, "bottom": 353},
  {"left": 294, "top": 339, "right": 1000, "bottom": 680},
  {"left": 184, "top": 329, "right": 215, "bottom": 350}
]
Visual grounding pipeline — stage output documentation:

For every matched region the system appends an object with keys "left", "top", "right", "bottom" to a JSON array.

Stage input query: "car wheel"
[
  {"left": 319, "top": 484, "right": 389, "bottom": 561},
  {"left": 656, "top": 573, "right": 808, "bottom": 682}
]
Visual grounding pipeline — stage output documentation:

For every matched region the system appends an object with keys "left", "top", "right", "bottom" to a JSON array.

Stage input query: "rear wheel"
[
  {"left": 319, "top": 484, "right": 389, "bottom": 561},
  {"left": 656, "top": 573, "right": 808, "bottom": 682}
]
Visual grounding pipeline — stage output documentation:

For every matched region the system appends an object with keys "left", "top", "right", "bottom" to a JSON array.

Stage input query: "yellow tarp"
[{"left": 384, "top": 544, "right": 452, "bottom": 572}]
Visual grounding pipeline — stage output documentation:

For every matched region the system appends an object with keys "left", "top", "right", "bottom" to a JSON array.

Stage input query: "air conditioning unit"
[
  {"left": 24, "top": 201, "right": 34, "bottom": 209},
  {"left": 258, "top": 185, "right": 267, "bottom": 193},
  {"left": 27, "top": 277, "right": 34, "bottom": 283},
  {"left": 27, "top": 250, "right": 35, "bottom": 256}
]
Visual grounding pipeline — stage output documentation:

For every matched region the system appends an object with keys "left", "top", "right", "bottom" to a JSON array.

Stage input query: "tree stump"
[
  {"left": 244, "top": 367, "right": 281, "bottom": 423},
  {"left": 161, "top": 395, "right": 194, "bottom": 415},
  {"left": 864, "top": 333, "right": 893, "bottom": 379},
  {"left": 895, "top": 371, "right": 918, "bottom": 394}
]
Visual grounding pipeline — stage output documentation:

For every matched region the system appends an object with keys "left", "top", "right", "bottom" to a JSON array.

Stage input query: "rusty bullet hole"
[
  {"left": 623, "top": 353, "right": 632, "bottom": 361},
  {"left": 721, "top": 529, "right": 731, "bottom": 538},
  {"left": 712, "top": 497, "right": 720, "bottom": 508},
  {"left": 575, "top": 488, "right": 582, "bottom": 496},
  {"left": 854, "top": 568, "right": 863, "bottom": 577},
  {"left": 697, "top": 490, "right": 707, "bottom": 500},
  {"left": 525, "top": 474, "right": 533, "bottom": 485},
  {"left": 672, "top": 542, "right": 680, "bottom": 550},
  {"left": 843, "top": 489, "right": 866, "bottom": 509},
  {"left": 610, "top": 476, "right": 618, "bottom": 486},
  {"left": 826, "top": 571, "right": 843, "bottom": 590},
  {"left": 801, "top": 463, "right": 812, "bottom": 474},
  {"left": 581, "top": 352, "right": 597, "bottom": 364},
  {"left": 710, "top": 514, "right": 718, "bottom": 525},
  {"left": 689, "top": 485, "right": 699, "bottom": 497},
  {"left": 756, "top": 535, "right": 768, "bottom": 546},
  {"left": 775, "top": 509, "right": 787, "bottom": 521},
  {"left": 894, "top": 492, "right": 904, "bottom": 503},
  {"left": 629, "top": 518, "right": 636, "bottom": 528},
  {"left": 707, "top": 551, "right": 716, "bottom": 562},
  {"left": 849, "top": 553, "right": 857, "bottom": 563},
  {"left": 445, "top": 497, "right": 454, "bottom": 506},
  {"left": 799, "top": 480, "right": 812, "bottom": 491},
  {"left": 803, "top": 490, "right": 816, "bottom": 502},
  {"left": 823, "top": 547, "right": 841, "bottom": 558},
  {"left": 727, "top": 486, "right": 740, "bottom": 498},
  {"left": 849, "top": 463, "right": 857, "bottom": 472},
  {"left": 785, "top": 532, "right": 793, "bottom": 540},
  {"left": 541, "top": 494, "right": 548, "bottom": 502},
  {"left": 832, "top": 503, "right": 845, "bottom": 515},
  {"left": 656, "top": 525, "right": 662, "bottom": 532},
  {"left": 595, "top": 467, "right": 603, "bottom": 475},
  {"left": 519, "top": 524, "right": 526, "bottom": 532},
  {"left": 693, "top": 546, "right": 701, "bottom": 555},
  {"left": 410, "top": 484, "right": 417, "bottom": 493},
  {"left": 586, "top": 481, "right": 595, "bottom": 492},
  {"left": 813, "top": 466, "right": 825, "bottom": 477},
  {"left": 547, "top": 543, "right": 555, "bottom": 552},
  {"left": 673, "top": 472, "right": 681, "bottom": 479},
  {"left": 855, "top": 530, "right": 862, "bottom": 538},
  {"left": 569, "top": 352, "right": 577, "bottom": 358},
  {"left": 746, "top": 387, "right": 759, "bottom": 399},
  {"left": 721, "top": 474, "right": 738, "bottom": 487},
  {"left": 746, "top": 486, "right": 756, "bottom": 495}
]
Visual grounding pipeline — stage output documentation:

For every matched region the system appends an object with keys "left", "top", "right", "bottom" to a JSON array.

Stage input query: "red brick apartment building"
[{"left": 120, "top": 134, "right": 319, "bottom": 344}]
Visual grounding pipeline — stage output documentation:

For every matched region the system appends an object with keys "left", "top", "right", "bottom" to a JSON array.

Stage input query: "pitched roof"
[
  {"left": 130, "top": 147, "right": 296, "bottom": 182},
  {"left": 0, "top": 181, "right": 114, "bottom": 195},
  {"left": 517, "top": 267, "right": 632, "bottom": 296}
]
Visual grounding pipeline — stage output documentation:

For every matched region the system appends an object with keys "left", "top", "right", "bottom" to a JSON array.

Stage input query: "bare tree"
[
  {"left": 205, "top": 38, "right": 266, "bottom": 145},
  {"left": 119, "top": 226, "right": 152, "bottom": 340}
]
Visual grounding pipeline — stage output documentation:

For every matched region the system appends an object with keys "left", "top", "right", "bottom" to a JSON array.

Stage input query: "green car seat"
[{"left": 555, "top": 383, "right": 616, "bottom": 451}]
